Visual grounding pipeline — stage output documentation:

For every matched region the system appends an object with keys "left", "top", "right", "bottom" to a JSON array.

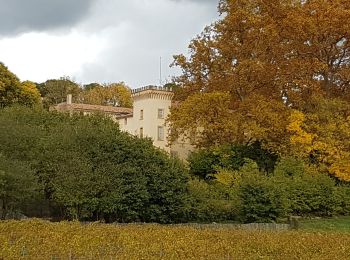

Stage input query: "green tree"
[
  {"left": 40, "top": 77, "right": 81, "bottom": 108},
  {"left": 214, "top": 160, "right": 287, "bottom": 223},
  {"left": 188, "top": 142, "right": 278, "bottom": 179},
  {"left": 0, "top": 106, "right": 189, "bottom": 222},
  {"left": 0, "top": 154, "right": 40, "bottom": 219},
  {"left": 185, "top": 178, "right": 238, "bottom": 222}
]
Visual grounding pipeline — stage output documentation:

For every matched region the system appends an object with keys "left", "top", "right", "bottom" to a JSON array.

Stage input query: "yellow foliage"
[
  {"left": 286, "top": 110, "right": 314, "bottom": 156},
  {"left": 169, "top": 91, "right": 290, "bottom": 151},
  {"left": 82, "top": 83, "right": 132, "bottom": 108},
  {"left": 287, "top": 98, "right": 350, "bottom": 181},
  {"left": 330, "top": 163, "right": 350, "bottom": 182},
  {"left": 214, "top": 169, "right": 239, "bottom": 187},
  {"left": 287, "top": 110, "right": 305, "bottom": 133},
  {"left": 1, "top": 219, "right": 350, "bottom": 259},
  {"left": 170, "top": 0, "right": 350, "bottom": 172},
  {"left": 168, "top": 92, "right": 238, "bottom": 147},
  {"left": 19, "top": 81, "right": 42, "bottom": 106}
]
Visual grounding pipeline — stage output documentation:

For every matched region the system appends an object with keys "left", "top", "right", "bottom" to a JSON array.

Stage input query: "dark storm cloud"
[{"left": 0, "top": 0, "right": 96, "bottom": 36}]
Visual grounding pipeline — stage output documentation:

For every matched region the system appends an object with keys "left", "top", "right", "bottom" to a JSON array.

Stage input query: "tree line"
[
  {"left": 2, "top": 106, "right": 350, "bottom": 223},
  {"left": 0, "top": 62, "right": 133, "bottom": 110},
  {"left": 0, "top": 107, "right": 187, "bottom": 222}
]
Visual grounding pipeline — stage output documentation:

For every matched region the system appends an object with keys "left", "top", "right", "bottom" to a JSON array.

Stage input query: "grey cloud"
[
  {"left": 0, "top": 0, "right": 96, "bottom": 36},
  {"left": 0, "top": 0, "right": 219, "bottom": 88},
  {"left": 76, "top": 0, "right": 219, "bottom": 88}
]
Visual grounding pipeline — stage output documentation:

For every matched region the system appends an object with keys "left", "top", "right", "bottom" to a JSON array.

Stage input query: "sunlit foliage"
[
  {"left": 170, "top": 0, "right": 350, "bottom": 180},
  {"left": 81, "top": 82, "right": 133, "bottom": 108},
  {"left": 0, "top": 63, "right": 41, "bottom": 108},
  {"left": 1, "top": 220, "right": 350, "bottom": 259}
]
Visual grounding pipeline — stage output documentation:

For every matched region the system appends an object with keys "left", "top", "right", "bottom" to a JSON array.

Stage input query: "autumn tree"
[
  {"left": 81, "top": 82, "right": 132, "bottom": 108},
  {"left": 18, "top": 81, "right": 42, "bottom": 106},
  {"left": 168, "top": 91, "right": 290, "bottom": 151},
  {"left": 0, "top": 63, "right": 41, "bottom": 108},
  {"left": 83, "top": 82, "right": 101, "bottom": 91},
  {"left": 287, "top": 96, "right": 350, "bottom": 181},
  {"left": 0, "top": 62, "right": 20, "bottom": 107},
  {"left": 170, "top": 0, "right": 350, "bottom": 149}
]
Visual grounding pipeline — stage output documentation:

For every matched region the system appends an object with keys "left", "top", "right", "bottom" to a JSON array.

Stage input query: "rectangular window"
[
  {"left": 158, "top": 108, "right": 164, "bottom": 119},
  {"left": 124, "top": 118, "right": 127, "bottom": 125},
  {"left": 140, "top": 127, "right": 144, "bottom": 138},
  {"left": 140, "top": 109, "right": 144, "bottom": 120},
  {"left": 157, "top": 126, "right": 164, "bottom": 141}
]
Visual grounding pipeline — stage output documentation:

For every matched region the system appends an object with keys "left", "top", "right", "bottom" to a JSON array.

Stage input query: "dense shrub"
[
  {"left": 0, "top": 106, "right": 189, "bottom": 223},
  {"left": 199, "top": 158, "right": 350, "bottom": 223},
  {"left": 188, "top": 142, "right": 278, "bottom": 179},
  {"left": 238, "top": 178, "right": 286, "bottom": 223},
  {"left": 333, "top": 185, "right": 350, "bottom": 215},
  {"left": 185, "top": 178, "right": 238, "bottom": 222},
  {"left": 187, "top": 149, "right": 220, "bottom": 179},
  {"left": 1, "top": 107, "right": 350, "bottom": 223},
  {"left": 274, "top": 157, "right": 337, "bottom": 216},
  {"left": 236, "top": 162, "right": 287, "bottom": 223},
  {"left": 0, "top": 154, "right": 41, "bottom": 219}
]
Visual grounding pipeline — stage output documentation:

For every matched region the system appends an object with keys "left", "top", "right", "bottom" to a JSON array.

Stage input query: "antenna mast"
[{"left": 159, "top": 56, "right": 162, "bottom": 86}]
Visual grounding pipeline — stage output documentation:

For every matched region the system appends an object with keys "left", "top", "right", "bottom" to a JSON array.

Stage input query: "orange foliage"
[{"left": 170, "top": 0, "right": 350, "bottom": 180}]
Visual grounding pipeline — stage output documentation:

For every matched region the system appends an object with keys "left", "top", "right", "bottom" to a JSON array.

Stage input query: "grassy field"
[
  {"left": 299, "top": 216, "right": 350, "bottom": 232},
  {"left": 1, "top": 219, "right": 350, "bottom": 259}
]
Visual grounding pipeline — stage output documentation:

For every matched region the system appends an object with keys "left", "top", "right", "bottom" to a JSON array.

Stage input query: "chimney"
[{"left": 67, "top": 94, "right": 72, "bottom": 105}]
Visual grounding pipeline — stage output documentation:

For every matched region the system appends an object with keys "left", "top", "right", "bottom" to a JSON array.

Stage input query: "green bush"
[
  {"left": 187, "top": 149, "right": 220, "bottom": 179},
  {"left": 188, "top": 142, "right": 278, "bottom": 179},
  {"left": 0, "top": 154, "right": 41, "bottom": 219},
  {"left": 274, "top": 157, "right": 337, "bottom": 216},
  {"left": 187, "top": 155, "right": 350, "bottom": 223},
  {"left": 211, "top": 160, "right": 287, "bottom": 223},
  {"left": 237, "top": 172, "right": 287, "bottom": 223},
  {"left": 185, "top": 178, "right": 238, "bottom": 222},
  {"left": 332, "top": 185, "right": 350, "bottom": 215},
  {"left": 0, "top": 106, "right": 189, "bottom": 223}
]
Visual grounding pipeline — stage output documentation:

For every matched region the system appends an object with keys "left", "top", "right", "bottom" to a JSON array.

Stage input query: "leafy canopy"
[
  {"left": 169, "top": 0, "right": 350, "bottom": 180},
  {"left": 0, "top": 63, "right": 41, "bottom": 107}
]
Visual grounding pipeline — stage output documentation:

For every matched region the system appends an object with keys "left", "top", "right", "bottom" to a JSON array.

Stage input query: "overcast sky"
[{"left": 0, "top": 0, "right": 219, "bottom": 88}]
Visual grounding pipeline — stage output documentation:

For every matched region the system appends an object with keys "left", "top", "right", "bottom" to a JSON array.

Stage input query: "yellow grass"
[{"left": 0, "top": 219, "right": 350, "bottom": 259}]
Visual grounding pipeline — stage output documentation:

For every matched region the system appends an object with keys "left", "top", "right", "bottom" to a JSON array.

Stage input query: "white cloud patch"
[
  {"left": 0, "top": 0, "right": 219, "bottom": 88},
  {"left": 0, "top": 31, "right": 106, "bottom": 82}
]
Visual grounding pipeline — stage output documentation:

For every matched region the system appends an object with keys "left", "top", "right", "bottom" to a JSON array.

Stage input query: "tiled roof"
[{"left": 53, "top": 103, "right": 133, "bottom": 116}]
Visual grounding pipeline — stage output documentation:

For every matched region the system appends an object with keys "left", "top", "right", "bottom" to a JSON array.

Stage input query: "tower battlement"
[
  {"left": 131, "top": 85, "right": 173, "bottom": 100},
  {"left": 131, "top": 85, "right": 173, "bottom": 94}
]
